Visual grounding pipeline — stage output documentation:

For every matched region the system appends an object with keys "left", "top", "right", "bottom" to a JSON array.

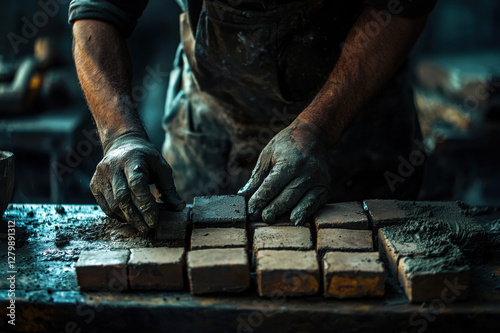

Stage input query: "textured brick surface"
[
  {"left": 314, "top": 202, "right": 369, "bottom": 230},
  {"left": 378, "top": 227, "right": 424, "bottom": 275},
  {"left": 398, "top": 256, "right": 471, "bottom": 303},
  {"left": 323, "top": 252, "right": 385, "bottom": 298},
  {"left": 75, "top": 250, "right": 129, "bottom": 292},
  {"left": 247, "top": 220, "right": 311, "bottom": 241},
  {"left": 253, "top": 226, "right": 312, "bottom": 253},
  {"left": 317, "top": 229, "right": 373, "bottom": 255},
  {"left": 256, "top": 250, "right": 320, "bottom": 297},
  {"left": 192, "top": 195, "right": 246, "bottom": 228},
  {"left": 363, "top": 200, "right": 406, "bottom": 230},
  {"left": 191, "top": 228, "right": 247, "bottom": 250},
  {"left": 128, "top": 247, "right": 185, "bottom": 291},
  {"left": 187, "top": 248, "right": 250, "bottom": 294},
  {"left": 247, "top": 221, "right": 269, "bottom": 242},
  {"left": 154, "top": 207, "right": 189, "bottom": 245}
]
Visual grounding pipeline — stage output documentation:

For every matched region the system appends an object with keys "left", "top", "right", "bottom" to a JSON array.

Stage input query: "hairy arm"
[
  {"left": 73, "top": 19, "right": 184, "bottom": 234},
  {"left": 73, "top": 19, "right": 145, "bottom": 150},
  {"left": 241, "top": 6, "right": 427, "bottom": 224},
  {"left": 298, "top": 6, "right": 427, "bottom": 144}
]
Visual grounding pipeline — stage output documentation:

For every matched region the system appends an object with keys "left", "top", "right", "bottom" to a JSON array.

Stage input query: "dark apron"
[{"left": 163, "top": 0, "right": 423, "bottom": 202}]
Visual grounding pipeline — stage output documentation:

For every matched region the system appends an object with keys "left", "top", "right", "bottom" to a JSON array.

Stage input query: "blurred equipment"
[
  {"left": 414, "top": 51, "right": 500, "bottom": 205},
  {"left": 0, "top": 37, "right": 100, "bottom": 204},
  {"left": 0, "top": 37, "right": 56, "bottom": 115},
  {"left": 0, "top": 151, "right": 14, "bottom": 218}
]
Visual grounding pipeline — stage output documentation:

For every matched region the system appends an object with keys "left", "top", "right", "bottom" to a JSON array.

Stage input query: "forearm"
[
  {"left": 72, "top": 19, "right": 147, "bottom": 153},
  {"left": 298, "top": 6, "right": 427, "bottom": 145}
]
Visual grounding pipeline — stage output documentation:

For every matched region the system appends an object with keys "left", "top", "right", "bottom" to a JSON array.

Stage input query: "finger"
[
  {"left": 261, "top": 178, "right": 309, "bottom": 224},
  {"left": 154, "top": 161, "right": 185, "bottom": 211},
  {"left": 237, "top": 154, "right": 270, "bottom": 199},
  {"left": 112, "top": 172, "right": 150, "bottom": 234},
  {"left": 102, "top": 182, "right": 127, "bottom": 221},
  {"left": 90, "top": 171, "right": 118, "bottom": 219},
  {"left": 290, "top": 187, "right": 329, "bottom": 226},
  {"left": 91, "top": 185, "right": 116, "bottom": 219},
  {"left": 248, "top": 163, "right": 294, "bottom": 220},
  {"left": 125, "top": 162, "right": 159, "bottom": 229}
]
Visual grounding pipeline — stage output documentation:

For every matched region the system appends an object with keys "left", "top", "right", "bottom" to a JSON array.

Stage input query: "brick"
[
  {"left": 187, "top": 248, "right": 249, "bottom": 294},
  {"left": 317, "top": 229, "right": 373, "bottom": 256},
  {"left": 75, "top": 249, "right": 129, "bottom": 292},
  {"left": 253, "top": 226, "right": 312, "bottom": 253},
  {"left": 247, "top": 221, "right": 269, "bottom": 242},
  {"left": 397, "top": 256, "right": 471, "bottom": 303},
  {"left": 247, "top": 220, "right": 311, "bottom": 244},
  {"left": 314, "top": 202, "right": 369, "bottom": 230},
  {"left": 323, "top": 252, "right": 385, "bottom": 298},
  {"left": 192, "top": 195, "right": 246, "bottom": 228},
  {"left": 363, "top": 200, "right": 406, "bottom": 231},
  {"left": 378, "top": 227, "right": 424, "bottom": 276},
  {"left": 128, "top": 247, "right": 185, "bottom": 291},
  {"left": 154, "top": 207, "right": 189, "bottom": 245},
  {"left": 191, "top": 228, "right": 247, "bottom": 250},
  {"left": 256, "top": 250, "right": 320, "bottom": 297}
]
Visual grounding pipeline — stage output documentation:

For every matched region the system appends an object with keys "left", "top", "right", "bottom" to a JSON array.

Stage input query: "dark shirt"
[{"left": 68, "top": 0, "right": 436, "bottom": 38}]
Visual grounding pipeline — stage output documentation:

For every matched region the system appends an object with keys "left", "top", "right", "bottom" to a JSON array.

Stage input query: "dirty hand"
[
  {"left": 90, "top": 133, "right": 185, "bottom": 234},
  {"left": 238, "top": 119, "right": 332, "bottom": 225}
]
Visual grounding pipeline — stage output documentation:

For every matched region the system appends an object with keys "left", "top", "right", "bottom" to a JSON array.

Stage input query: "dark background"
[{"left": 0, "top": 0, "right": 499, "bottom": 205}]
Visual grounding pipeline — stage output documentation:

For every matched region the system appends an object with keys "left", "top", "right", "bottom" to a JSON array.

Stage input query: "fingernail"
[{"left": 291, "top": 212, "right": 303, "bottom": 226}]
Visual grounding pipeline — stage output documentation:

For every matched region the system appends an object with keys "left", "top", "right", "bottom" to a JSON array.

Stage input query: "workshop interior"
[{"left": 0, "top": 0, "right": 499, "bottom": 332}]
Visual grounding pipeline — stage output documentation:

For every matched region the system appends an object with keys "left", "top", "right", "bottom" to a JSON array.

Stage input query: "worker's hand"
[
  {"left": 238, "top": 119, "right": 332, "bottom": 225},
  {"left": 90, "top": 133, "right": 185, "bottom": 234}
]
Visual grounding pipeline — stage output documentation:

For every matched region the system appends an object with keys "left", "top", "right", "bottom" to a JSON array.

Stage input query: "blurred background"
[{"left": 0, "top": 0, "right": 498, "bottom": 206}]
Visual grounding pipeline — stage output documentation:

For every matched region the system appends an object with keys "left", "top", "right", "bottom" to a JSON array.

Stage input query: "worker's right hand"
[{"left": 90, "top": 133, "right": 185, "bottom": 234}]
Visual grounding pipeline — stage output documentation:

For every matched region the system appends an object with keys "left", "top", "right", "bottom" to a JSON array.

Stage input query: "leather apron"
[{"left": 163, "top": 0, "right": 423, "bottom": 202}]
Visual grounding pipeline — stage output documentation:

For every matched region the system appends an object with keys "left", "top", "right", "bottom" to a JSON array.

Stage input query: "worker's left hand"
[{"left": 238, "top": 119, "right": 332, "bottom": 225}]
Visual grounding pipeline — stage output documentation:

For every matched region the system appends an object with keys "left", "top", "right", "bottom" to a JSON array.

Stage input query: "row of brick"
[
  {"left": 76, "top": 229, "right": 385, "bottom": 298},
  {"left": 77, "top": 197, "right": 387, "bottom": 297},
  {"left": 76, "top": 196, "right": 474, "bottom": 302}
]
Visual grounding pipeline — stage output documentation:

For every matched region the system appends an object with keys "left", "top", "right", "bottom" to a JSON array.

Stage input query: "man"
[{"left": 69, "top": 0, "right": 436, "bottom": 234}]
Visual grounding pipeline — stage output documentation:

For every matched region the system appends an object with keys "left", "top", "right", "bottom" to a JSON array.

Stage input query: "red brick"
[
  {"left": 397, "top": 256, "right": 471, "bottom": 303},
  {"left": 323, "top": 252, "right": 385, "bottom": 298},
  {"left": 314, "top": 202, "right": 369, "bottom": 230},
  {"left": 154, "top": 207, "right": 189, "bottom": 245},
  {"left": 128, "top": 247, "right": 185, "bottom": 291},
  {"left": 192, "top": 195, "right": 246, "bottom": 228},
  {"left": 253, "top": 226, "right": 312, "bottom": 253},
  {"left": 187, "top": 248, "right": 250, "bottom": 294},
  {"left": 363, "top": 200, "right": 406, "bottom": 231},
  {"left": 256, "top": 250, "right": 320, "bottom": 297},
  {"left": 75, "top": 249, "right": 129, "bottom": 292},
  {"left": 191, "top": 228, "right": 247, "bottom": 250},
  {"left": 317, "top": 229, "right": 373, "bottom": 256}
]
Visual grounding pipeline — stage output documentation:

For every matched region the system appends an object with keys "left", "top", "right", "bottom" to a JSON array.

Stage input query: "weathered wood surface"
[{"left": 0, "top": 204, "right": 499, "bottom": 333}]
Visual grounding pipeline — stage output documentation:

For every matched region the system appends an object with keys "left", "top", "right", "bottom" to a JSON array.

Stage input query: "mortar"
[{"left": 0, "top": 151, "right": 14, "bottom": 218}]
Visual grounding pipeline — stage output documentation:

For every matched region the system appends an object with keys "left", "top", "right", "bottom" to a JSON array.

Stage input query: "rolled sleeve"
[
  {"left": 68, "top": 0, "right": 149, "bottom": 37},
  {"left": 364, "top": 0, "right": 437, "bottom": 18}
]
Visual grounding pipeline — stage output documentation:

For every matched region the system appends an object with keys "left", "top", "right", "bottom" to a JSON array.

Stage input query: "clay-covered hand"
[
  {"left": 90, "top": 133, "right": 185, "bottom": 234},
  {"left": 238, "top": 119, "right": 332, "bottom": 225}
]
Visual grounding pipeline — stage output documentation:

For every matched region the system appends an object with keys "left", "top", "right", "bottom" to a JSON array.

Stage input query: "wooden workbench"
[{"left": 0, "top": 204, "right": 499, "bottom": 332}]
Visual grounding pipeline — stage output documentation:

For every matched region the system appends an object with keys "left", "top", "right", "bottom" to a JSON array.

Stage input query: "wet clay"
[{"left": 397, "top": 201, "right": 487, "bottom": 256}]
